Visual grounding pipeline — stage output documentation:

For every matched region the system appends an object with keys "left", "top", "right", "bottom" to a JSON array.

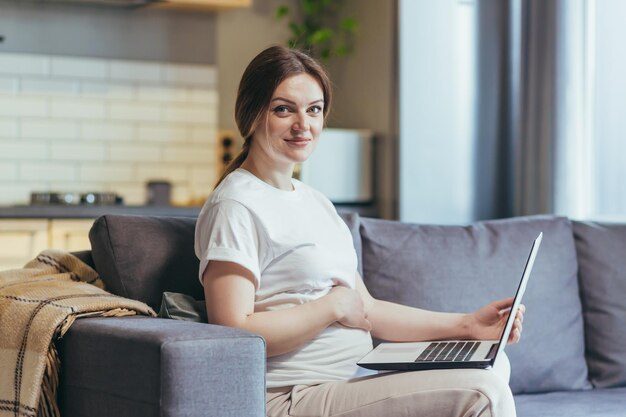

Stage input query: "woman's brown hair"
[{"left": 214, "top": 45, "right": 332, "bottom": 188}]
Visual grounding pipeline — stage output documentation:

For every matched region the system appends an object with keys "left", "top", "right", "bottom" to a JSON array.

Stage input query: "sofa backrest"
[
  {"left": 358, "top": 214, "right": 591, "bottom": 395},
  {"left": 90, "top": 212, "right": 626, "bottom": 394}
]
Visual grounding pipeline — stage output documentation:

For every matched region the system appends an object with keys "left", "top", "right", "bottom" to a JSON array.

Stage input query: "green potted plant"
[{"left": 276, "top": 0, "right": 358, "bottom": 61}]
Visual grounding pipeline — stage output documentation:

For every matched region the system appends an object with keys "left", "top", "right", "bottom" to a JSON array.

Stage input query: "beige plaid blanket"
[{"left": 0, "top": 250, "right": 156, "bottom": 417}]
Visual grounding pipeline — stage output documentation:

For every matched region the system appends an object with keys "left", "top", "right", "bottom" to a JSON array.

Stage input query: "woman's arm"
[
  {"left": 203, "top": 260, "right": 371, "bottom": 358},
  {"left": 356, "top": 273, "right": 523, "bottom": 343}
]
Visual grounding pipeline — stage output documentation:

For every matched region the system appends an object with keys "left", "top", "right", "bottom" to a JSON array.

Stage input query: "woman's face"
[{"left": 252, "top": 73, "right": 325, "bottom": 168}]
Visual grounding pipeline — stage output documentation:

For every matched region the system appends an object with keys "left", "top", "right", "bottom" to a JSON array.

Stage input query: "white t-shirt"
[{"left": 194, "top": 168, "right": 374, "bottom": 388}]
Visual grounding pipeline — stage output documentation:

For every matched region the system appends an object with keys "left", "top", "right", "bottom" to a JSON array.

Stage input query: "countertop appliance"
[
  {"left": 298, "top": 128, "right": 374, "bottom": 204},
  {"left": 30, "top": 192, "right": 124, "bottom": 206}
]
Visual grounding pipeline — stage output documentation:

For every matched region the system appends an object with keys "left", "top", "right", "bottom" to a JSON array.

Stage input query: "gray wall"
[
  {"left": 215, "top": 0, "right": 290, "bottom": 133},
  {"left": 0, "top": 1, "right": 216, "bottom": 63}
]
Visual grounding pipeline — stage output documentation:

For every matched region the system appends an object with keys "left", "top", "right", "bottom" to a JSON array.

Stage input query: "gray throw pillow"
[
  {"left": 360, "top": 215, "right": 591, "bottom": 395},
  {"left": 158, "top": 291, "right": 207, "bottom": 323},
  {"left": 573, "top": 221, "right": 626, "bottom": 388}
]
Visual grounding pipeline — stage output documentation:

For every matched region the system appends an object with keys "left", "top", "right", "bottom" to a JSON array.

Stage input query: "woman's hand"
[
  {"left": 466, "top": 297, "right": 525, "bottom": 344},
  {"left": 326, "top": 286, "right": 372, "bottom": 331}
]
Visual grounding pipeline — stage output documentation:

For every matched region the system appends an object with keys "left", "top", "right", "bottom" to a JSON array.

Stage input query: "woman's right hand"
[{"left": 327, "top": 286, "right": 372, "bottom": 331}]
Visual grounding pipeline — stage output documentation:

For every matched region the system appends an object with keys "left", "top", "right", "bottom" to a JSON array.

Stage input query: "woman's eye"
[
  {"left": 308, "top": 105, "right": 323, "bottom": 114},
  {"left": 273, "top": 105, "right": 290, "bottom": 114}
]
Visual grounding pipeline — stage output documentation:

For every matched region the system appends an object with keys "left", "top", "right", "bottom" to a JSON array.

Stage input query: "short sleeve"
[{"left": 194, "top": 199, "right": 266, "bottom": 288}]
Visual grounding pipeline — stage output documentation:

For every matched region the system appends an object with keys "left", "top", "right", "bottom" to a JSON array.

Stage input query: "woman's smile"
[{"left": 285, "top": 137, "right": 312, "bottom": 147}]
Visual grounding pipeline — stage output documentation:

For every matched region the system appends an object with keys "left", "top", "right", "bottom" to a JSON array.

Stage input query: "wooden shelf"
[{"left": 148, "top": 0, "right": 251, "bottom": 11}]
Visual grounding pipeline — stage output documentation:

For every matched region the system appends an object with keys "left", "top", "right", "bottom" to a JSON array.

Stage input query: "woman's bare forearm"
[
  {"left": 240, "top": 296, "right": 339, "bottom": 357},
  {"left": 204, "top": 264, "right": 370, "bottom": 358},
  {"left": 204, "top": 262, "right": 345, "bottom": 358},
  {"left": 368, "top": 299, "right": 471, "bottom": 342}
]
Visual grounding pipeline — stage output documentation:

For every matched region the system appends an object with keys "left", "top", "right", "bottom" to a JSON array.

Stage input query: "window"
[{"left": 557, "top": 0, "right": 626, "bottom": 221}]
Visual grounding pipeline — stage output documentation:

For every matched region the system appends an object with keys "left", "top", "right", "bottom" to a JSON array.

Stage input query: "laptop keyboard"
[{"left": 415, "top": 341, "right": 481, "bottom": 362}]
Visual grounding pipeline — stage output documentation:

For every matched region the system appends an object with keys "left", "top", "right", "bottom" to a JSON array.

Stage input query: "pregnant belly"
[{"left": 266, "top": 324, "right": 374, "bottom": 388}]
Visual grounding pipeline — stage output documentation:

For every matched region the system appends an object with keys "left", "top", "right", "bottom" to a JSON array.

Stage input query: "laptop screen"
[{"left": 491, "top": 232, "right": 543, "bottom": 365}]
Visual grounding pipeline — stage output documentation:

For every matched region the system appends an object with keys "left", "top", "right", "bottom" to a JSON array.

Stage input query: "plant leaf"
[
  {"left": 335, "top": 44, "right": 349, "bottom": 57},
  {"left": 302, "top": 0, "right": 318, "bottom": 15},
  {"left": 309, "top": 28, "right": 333, "bottom": 45},
  {"left": 289, "top": 22, "right": 305, "bottom": 37},
  {"left": 276, "top": 5, "right": 289, "bottom": 19},
  {"left": 341, "top": 17, "right": 358, "bottom": 32}
]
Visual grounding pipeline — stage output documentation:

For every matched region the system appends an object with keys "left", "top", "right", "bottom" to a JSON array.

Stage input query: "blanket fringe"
[
  {"left": 38, "top": 344, "right": 60, "bottom": 417},
  {"left": 57, "top": 315, "right": 77, "bottom": 339}
]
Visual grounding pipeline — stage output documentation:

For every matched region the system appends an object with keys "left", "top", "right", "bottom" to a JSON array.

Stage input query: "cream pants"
[{"left": 266, "top": 353, "right": 515, "bottom": 417}]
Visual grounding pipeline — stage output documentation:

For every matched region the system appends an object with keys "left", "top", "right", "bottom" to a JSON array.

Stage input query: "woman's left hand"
[{"left": 466, "top": 297, "right": 525, "bottom": 345}]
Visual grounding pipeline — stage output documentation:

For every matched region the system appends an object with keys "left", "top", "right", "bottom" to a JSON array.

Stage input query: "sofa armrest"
[{"left": 57, "top": 316, "right": 266, "bottom": 417}]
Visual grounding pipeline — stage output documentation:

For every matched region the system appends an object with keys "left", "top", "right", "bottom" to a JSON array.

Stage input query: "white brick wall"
[
  {"left": 136, "top": 164, "right": 188, "bottom": 182},
  {"left": 137, "top": 124, "right": 188, "bottom": 143},
  {"left": 0, "top": 142, "right": 48, "bottom": 160},
  {"left": 0, "top": 97, "right": 48, "bottom": 117},
  {"left": 50, "top": 143, "right": 106, "bottom": 161},
  {"left": 0, "top": 118, "right": 18, "bottom": 137},
  {"left": 22, "top": 120, "right": 80, "bottom": 139},
  {"left": 50, "top": 57, "right": 107, "bottom": 79},
  {"left": 0, "top": 54, "right": 48, "bottom": 75},
  {"left": 19, "top": 163, "right": 76, "bottom": 182},
  {"left": 0, "top": 52, "right": 219, "bottom": 206},
  {"left": 79, "top": 164, "right": 134, "bottom": 183},
  {"left": 0, "top": 183, "right": 47, "bottom": 206},
  {"left": 0, "top": 162, "right": 18, "bottom": 181},
  {"left": 21, "top": 79, "right": 79, "bottom": 96},
  {"left": 80, "top": 122, "right": 134, "bottom": 141},
  {"left": 0, "top": 77, "right": 19, "bottom": 94},
  {"left": 81, "top": 82, "right": 135, "bottom": 100},
  {"left": 108, "top": 102, "right": 160, "bottom": 122}
]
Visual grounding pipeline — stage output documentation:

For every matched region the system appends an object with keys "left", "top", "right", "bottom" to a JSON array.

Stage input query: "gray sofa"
[{"left": 58, "top": 213, "right": 626, "bottom": 417}]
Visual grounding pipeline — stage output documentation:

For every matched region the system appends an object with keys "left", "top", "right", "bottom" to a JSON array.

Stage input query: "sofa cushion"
[
  {"left": 573, "top": 221, "right": 626, "bottom": 388},
  {"left": 89, "top": 215, "right": 202, "bottom": 310},
  {"left": 360, "top": 215, "right": 591, "bottom": 394},
  {"left": 515, "top": 386, "right": 626, "bottom": 417}
]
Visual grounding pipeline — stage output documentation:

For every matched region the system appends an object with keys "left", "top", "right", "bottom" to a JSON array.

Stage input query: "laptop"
[{"left": 357, "top": 233, "right": 543, "bottom": 372}]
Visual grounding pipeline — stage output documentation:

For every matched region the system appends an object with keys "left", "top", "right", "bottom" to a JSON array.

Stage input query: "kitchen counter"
[
  {"left": 0, "top": 205, "right": 201, "bottom": 219},
  {"left": 0, "top": 202, "right": 378, "bottom": 220}
]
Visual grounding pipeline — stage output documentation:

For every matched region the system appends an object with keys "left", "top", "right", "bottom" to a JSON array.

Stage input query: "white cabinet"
[
  {"left": 0, "top": 220, "right": 49, "bottom": 270},
  {"left": 49, "top": 220, "right": 94, "bottom": 253},
  {"left": 0, "top": 219, "right": 94, "bottom": 271}
]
